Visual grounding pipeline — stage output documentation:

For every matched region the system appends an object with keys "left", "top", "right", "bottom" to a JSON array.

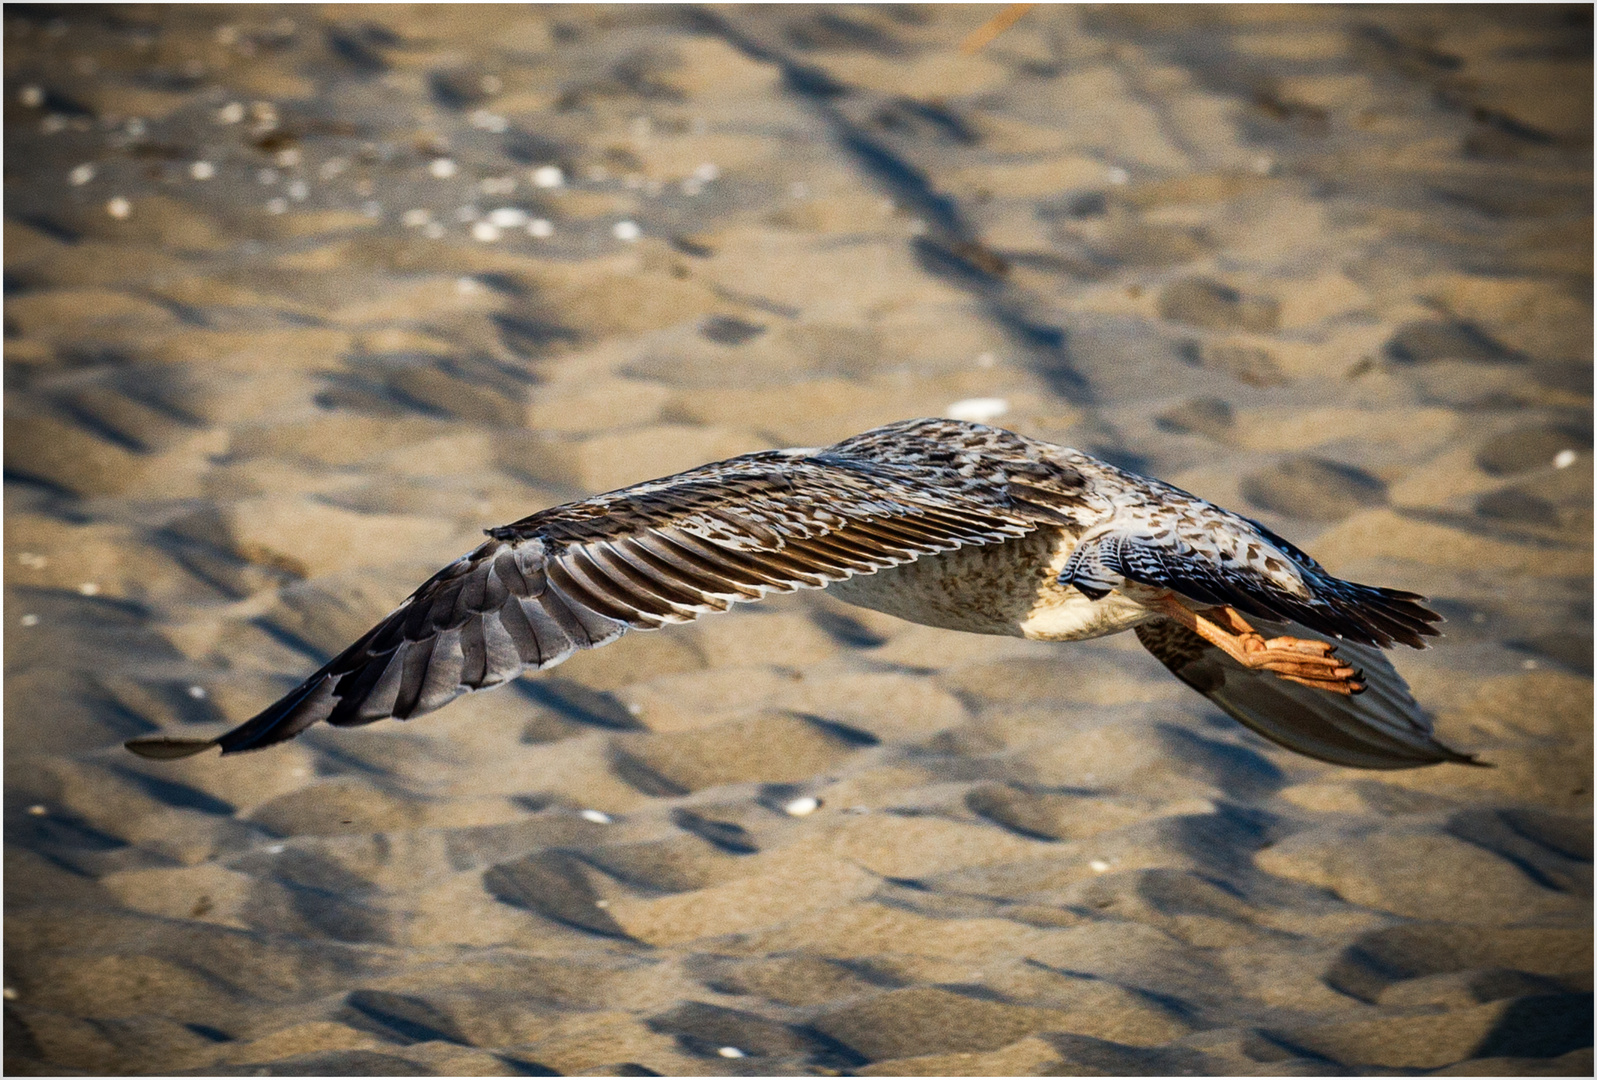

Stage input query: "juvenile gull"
[{"left": 128, "top": 419, "right": 1478, "bottom": 769}]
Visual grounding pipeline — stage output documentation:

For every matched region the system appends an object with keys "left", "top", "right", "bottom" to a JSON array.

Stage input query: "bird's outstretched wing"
[
  {"left": 128, "top": 421, "right": 1090, "bottom": 758},
  {"left": 1056, "top": 460, "right": 1441, "bottom": 649},
  {"left": 1136, "top": 618, "right": 1480, "bottom": 769}
]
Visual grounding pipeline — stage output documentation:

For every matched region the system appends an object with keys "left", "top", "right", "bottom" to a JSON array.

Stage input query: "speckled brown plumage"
[{"left": 125, "top": 418, "right": 1468, "bottom": 769}]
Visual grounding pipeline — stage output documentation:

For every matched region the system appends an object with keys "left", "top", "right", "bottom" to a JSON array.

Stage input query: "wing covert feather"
[{"left": 1056, "top": 456, "right": 1441, "bottom": 649}]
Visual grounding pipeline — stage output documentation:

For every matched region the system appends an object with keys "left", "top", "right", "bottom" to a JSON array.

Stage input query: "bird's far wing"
[
  {"left": 127, "top": 446, "right": 1042, "bottom": 759},
  {"left": 1136, "top": 618, "right": 1481, "bottom": 769}
]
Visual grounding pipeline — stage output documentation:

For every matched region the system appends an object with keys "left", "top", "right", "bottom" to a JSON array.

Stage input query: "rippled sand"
[{"left": 4, "top": 5, "right": 1592, "bottom": 1076}]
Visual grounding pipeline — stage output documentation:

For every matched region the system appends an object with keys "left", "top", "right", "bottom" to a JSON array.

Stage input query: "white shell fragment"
[
  {"left": 579, "top": 809, "right": 613, "bottom": 824},
  {"left": 945, "top": 398, "right": 1009, "bottom": 424},
  {"left": 783, "top": 796, "right": 821, "bottom": 817},
  {"left": 487, "top": 207, "right": 528, "bottom": 228},
  {"left": 469, "top": 109, "right": 508, "bottom": 133}
]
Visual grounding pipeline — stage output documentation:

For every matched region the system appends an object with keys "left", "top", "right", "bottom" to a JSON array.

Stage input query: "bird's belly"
[
  {"left": 1015, "top": 586, "right": 1158, "bottom": 641},
  {"left": 828, "top": 530, "right": 1159, "bottom": 641}
]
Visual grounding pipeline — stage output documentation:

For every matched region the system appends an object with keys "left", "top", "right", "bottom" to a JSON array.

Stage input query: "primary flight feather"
[{"left": 127, "top": 419, "right": 1477, "bottom": 770}]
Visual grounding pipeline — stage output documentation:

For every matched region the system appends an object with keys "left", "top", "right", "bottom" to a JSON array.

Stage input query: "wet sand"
[{"left": 4, "top": 4, "right": 1592, "bottom": 1076}]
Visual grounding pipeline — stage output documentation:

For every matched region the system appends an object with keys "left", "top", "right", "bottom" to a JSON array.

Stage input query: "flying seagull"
[{"left": 128, "top": 419, "right": 1479, "bottom": 770}]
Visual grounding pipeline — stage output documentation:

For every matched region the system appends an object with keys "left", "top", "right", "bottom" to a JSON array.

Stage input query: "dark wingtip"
[
  {"left": 1430, "top": 739, "right": 1490, "bottom": 768},
  {"left": 124, "top": 736, "right": 219, "bottom": 760}
]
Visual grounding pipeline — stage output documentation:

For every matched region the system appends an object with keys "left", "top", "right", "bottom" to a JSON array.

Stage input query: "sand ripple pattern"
[{"left": 5, "top": 6, "right": 1591, "bottom": 1076}]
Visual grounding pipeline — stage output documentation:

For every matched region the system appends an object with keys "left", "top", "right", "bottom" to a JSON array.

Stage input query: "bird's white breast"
[{"left": 827, "top": 529, "right": 1160, "bottom": 641}]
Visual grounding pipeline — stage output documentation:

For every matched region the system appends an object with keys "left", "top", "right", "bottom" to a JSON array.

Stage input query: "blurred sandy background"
[{"left": 4, "top": 4, "right": 1592, "bottom": 1075}]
